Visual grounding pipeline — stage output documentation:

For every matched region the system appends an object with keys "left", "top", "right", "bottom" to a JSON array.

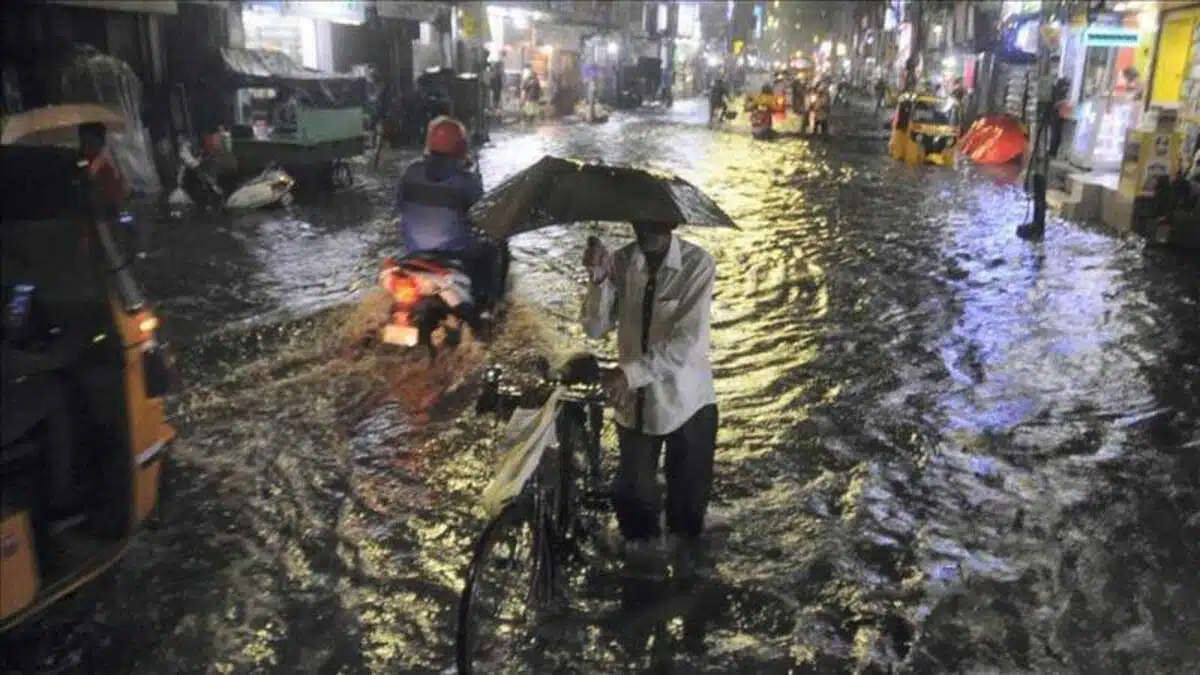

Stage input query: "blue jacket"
[{"left": 393, "top": 155, "right": 484, "bottom": 253}]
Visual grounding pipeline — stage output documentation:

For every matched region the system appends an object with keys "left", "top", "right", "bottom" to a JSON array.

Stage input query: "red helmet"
[{"left": 425, "top": 116, "right": 468, "bottom": 158}]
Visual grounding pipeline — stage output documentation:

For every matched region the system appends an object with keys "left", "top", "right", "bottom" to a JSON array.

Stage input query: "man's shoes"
[
  {"left": 602, "top": 529, "right": 673, "bottom": 562},
  {"left": 623, "top": 538, "right": 670, "bottom": 579},
  {"left": 600, "top": 527, "right": 626, "bottom": 557},
  {"left": 670, "top": 535, "right": 703, "bottom": 581}
]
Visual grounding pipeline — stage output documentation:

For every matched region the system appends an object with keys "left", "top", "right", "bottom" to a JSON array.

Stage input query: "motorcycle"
[
  {"left": 168, "top": 139, "right": 294, "bottom": 211},
  {"left": 376, "top": 235, "right": 511, "bottom": 355},
  {"left": 750, "top": 105, "right": 775, "bottom": 140}
]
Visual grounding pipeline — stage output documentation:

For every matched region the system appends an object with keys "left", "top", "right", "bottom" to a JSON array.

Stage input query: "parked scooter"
[{"left": 168, "top": 138, "right": 294, "bottom": 211}]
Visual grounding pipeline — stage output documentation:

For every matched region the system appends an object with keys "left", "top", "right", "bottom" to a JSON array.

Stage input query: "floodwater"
[{"left": 3, "top": 99, "right": 1199, "bottom": 674}]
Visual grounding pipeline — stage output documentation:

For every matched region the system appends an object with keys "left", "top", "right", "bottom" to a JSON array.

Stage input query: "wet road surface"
[{"left": 4, "top": 99, "right": 1199, "bottom": 674}]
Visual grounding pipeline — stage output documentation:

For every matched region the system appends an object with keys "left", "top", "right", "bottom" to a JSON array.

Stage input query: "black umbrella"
[{"left": 468, "top": 155, "right": 738, "bottom": 238}]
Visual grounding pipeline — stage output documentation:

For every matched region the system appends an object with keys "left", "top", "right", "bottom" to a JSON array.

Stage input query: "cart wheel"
[{"left": 332, "top": 161, "right": 353, "bottom": 189}]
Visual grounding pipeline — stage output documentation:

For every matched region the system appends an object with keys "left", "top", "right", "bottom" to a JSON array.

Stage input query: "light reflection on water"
[{"left": 4, "top": 100, "right": 1199, "bottom": 674}]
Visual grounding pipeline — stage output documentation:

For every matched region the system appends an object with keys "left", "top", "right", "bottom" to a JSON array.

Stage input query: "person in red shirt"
[
  {"left": 78, "top": 122, "right": 137, "bottom": 257},
  {"left": 78, "top": 122, "right": 127, "bottom": 213}
]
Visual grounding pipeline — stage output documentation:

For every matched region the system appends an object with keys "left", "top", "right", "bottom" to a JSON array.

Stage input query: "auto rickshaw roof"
[
  {"left": 0, "top": 145, "right": 91, "bottom": 224},
  {"left": 899, "top": 92, "right": 951, "bottom": 105}
]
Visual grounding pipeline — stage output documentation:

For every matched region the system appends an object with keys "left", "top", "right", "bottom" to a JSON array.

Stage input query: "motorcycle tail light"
[{"left": 385, "top": 273, "right": 419, "bottom": 306}]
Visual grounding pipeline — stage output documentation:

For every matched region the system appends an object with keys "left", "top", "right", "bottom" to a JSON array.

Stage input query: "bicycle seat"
[{"left": 557, "top": 353, "right": 613, "bottom": 386}]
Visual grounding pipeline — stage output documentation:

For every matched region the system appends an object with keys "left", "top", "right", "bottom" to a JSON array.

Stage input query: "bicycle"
[{"left": 455, "top": 353, "right": 615, "bottom": 674}]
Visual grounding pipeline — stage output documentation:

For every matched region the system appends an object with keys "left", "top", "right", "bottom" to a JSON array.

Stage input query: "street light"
[{"left": 607, "top": 41, "right": 619, "bottom": 56}]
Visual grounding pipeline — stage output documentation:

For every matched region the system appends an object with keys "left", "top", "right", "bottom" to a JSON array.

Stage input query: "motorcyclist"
[
  {"left": 392, "top": 116, "right": 502, "bottom": 310},
  {"left": 752, "top": 84, "right": 776, "bottom": 111},
  {"left": 708, "top": 78, "right": 730, "bottom": 124}
]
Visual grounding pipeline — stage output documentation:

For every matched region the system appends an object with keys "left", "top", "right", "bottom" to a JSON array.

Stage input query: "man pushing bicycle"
[{"left": 581, "top": 222, "right": 719, "bottom": 573}]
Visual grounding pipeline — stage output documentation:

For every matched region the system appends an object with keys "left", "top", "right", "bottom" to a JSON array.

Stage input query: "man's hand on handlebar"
[{"left": 601, "top": 368, "right": 632, "bottom": 409}]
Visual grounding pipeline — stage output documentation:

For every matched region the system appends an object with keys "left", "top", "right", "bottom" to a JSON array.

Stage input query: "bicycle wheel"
[
  {"left": 456, "top": 500, "right": 555, "bottom": 674},
  {"left": 551, "top": 404, "right": 604, "bottom": 557}
]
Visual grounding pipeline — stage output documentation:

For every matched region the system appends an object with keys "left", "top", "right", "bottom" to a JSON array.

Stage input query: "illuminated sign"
[
  {"left": 1083, "top": 26, "right": 1138, "bottom": 47},
  {"left": 1002, "top": 0, "right": 1043, "bottom": 20},
  {"left": 246, "top": 0, "right": 365, "bottom": 26},
  {"left": 885, "top": 0, "right": 904, "bottom": 31}
]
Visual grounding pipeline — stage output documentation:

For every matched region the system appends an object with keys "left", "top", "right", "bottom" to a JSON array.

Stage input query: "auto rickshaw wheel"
[{"left": 905, "top": 143, "right": 924, "bottom": 166}]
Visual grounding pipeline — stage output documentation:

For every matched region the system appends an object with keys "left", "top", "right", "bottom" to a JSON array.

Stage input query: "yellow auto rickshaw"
[
  {"left": 888, "top": 93, "right": 960, "bottom": 166},
  {"left": 1, "top": 141, "right": 177, "bottom": 632}
]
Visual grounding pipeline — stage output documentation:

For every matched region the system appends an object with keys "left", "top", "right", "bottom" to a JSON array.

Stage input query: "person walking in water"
[{"left": 581, "top": 222, "right": 719, "bottom": 575}]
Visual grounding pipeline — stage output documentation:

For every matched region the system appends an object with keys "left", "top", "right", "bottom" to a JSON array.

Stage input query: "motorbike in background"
[
  {"left": 750, "top": 104, "right": 775, "bottom": 140},
  {"left": 168, "top": 138, "right": 294, "bottom": 211},
  {"left": 376, "top": 234, "right": 512, "bottom": 356}
]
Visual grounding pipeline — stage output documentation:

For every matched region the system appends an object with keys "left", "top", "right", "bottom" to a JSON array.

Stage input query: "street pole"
[{"left": 1016, "top": 1, "right": 1065, "bottom": 240}]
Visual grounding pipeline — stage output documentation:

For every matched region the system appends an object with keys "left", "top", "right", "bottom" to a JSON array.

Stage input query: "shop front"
[
  {"left": 241, "top": 1, "right": 367, "bottom": 73},
  {"left": 1063, "top": 21, "right": 1144, "bottom": 172},
  {"left": 1146, "top": 2, "right": 1200, "bottom": 155}
]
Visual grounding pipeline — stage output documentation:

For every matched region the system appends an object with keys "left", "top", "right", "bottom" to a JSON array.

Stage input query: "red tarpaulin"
[{"left": 959, "top": 115, "right": 1027, "bottom": 165}]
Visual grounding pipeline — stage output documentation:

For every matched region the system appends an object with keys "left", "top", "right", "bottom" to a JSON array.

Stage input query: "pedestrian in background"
[{"left": 490, "top": 61, "right": 504, "bottom": 111}]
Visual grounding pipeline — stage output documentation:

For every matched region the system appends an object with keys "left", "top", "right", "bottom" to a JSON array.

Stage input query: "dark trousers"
[{"left": 613, "top": 404, "right": 718, "bottom": 542}]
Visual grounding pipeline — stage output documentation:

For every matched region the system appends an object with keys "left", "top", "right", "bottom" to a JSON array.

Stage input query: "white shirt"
[{"left": 581, "top": 235, "right": 717, "bottom": 435}]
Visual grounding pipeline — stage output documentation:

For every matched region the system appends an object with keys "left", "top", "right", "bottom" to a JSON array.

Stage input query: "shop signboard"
[
  {"left": 265, "top": 0, "right": 365, "bottom": 26},
  {"left": 885, "top": 0, "right": 904, "bottom": 31},
  {"left": 378, "top": 1, "right": 443, "bottom": 23},
  {"left": 1001, "top": 1, "right": 1042, "bottom": 21}
]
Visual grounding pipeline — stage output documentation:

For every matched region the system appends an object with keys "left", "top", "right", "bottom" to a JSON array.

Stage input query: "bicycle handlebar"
[{"left": 476, "top": 353, "right": 617, "bottom": 416}]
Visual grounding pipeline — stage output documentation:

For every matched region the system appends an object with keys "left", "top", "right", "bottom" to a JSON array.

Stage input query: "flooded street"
[{"left": 5, "top": 99, "right": 1199, "bottom": 674}]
